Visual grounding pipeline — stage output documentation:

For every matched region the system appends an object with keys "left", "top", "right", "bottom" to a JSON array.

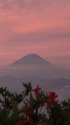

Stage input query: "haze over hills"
[
  {"left": 47, "top": 55, "right": 70, "bottom": 70},
  {"left": 0, "top": 76, "right": 70, "bottom": 100},
  {"left": 0, "top": 53, "right": 70, "bottom": 99},
  {"left": 8, "top": 53, "right": 70, "bottom": 79},
  {"left": 0, "top": 53, "right": 69, "bottom": 79}
]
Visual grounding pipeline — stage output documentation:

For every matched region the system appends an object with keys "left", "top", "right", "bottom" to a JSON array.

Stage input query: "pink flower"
[
  {"left": 47, "top": 92, "right": 58, "bottom": 109},
  {"left": 33, "top": 85, "right": 41, "bottom": 95}
]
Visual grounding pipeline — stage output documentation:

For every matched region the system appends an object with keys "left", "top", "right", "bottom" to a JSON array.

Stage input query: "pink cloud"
[{"left": 0, "top": 0, "right": 70, "bottom": 65}]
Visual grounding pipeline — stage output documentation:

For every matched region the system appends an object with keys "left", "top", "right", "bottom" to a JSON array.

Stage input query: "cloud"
[
  {"left": 0, "top": 0, "right": 70, "bottom": 15},
  {"left": 7, "top": 30, "right": 70, "bottom": 44},
  {"left": 0, "top": 0, "right": 70, "bottom": 65}
]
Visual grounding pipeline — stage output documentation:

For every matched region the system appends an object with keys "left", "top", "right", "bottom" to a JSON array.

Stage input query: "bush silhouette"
[{"left": 0, "top": 83, "right": 70, "bottom": 125}]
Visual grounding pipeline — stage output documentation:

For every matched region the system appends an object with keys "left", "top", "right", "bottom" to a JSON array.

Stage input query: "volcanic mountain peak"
[{"left": 10, "top": 53, "right": 50, "bottom": 66}]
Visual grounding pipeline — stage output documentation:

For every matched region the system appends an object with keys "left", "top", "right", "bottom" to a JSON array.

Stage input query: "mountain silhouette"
[
  {"left": 0, "top": 54, "right": 69, "bottom": 100},
  {"left": 8, "top": 53, "right": 70, "bottom": 79},
  {"left": 10, "top": 53, "right": 50, "bottom": 66}
]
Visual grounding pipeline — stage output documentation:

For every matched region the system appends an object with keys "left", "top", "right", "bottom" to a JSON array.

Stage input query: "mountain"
[
  {"left": 8, "top": 53, "right": 70, "bottom": 79},
  {"left": 0, "top": 54, "right": 70, "bottom": 100},
  {"left": 10, "top": 53, "right": 50, "bottom": 66}
]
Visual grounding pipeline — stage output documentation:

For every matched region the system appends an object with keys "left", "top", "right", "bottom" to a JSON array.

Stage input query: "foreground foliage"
[{"left": 0, "top": 83, "right": 70, "bottom": 125}]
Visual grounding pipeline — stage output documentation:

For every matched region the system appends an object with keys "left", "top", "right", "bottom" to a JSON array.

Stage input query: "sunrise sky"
[{"left": 0, "top": 0, "right": 70, "bottom": 65}]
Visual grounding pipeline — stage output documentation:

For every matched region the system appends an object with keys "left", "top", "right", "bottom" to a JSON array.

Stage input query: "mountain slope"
[
  {"left": 10, "top": 53, "right": 50, "bottom": 66},
  {"left": 8, "top": 53, "right": 70, "bottom": 79}
]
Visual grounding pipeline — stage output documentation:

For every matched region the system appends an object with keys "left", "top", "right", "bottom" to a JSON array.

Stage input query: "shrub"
[{"left": 0, "top": 83, "right": 70, "bottom": 125}]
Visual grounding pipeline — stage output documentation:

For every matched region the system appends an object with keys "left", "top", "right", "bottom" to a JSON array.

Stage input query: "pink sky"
[{"left": 0, "top": 0, "right": 70, "bottom": 65}]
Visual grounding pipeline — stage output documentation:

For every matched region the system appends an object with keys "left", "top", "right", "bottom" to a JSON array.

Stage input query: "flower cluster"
[
  {"left": 15, "top": 85, "right": 58, "bottom": 125},
  {"left": 32, "top": 85, "right": 41, "bottom": 95},
  {"left": 0, "top": 83, "right": 70, "bottom": 125},
  {"left": 47, "top": 92, "right": 58, "bottom": 109}
]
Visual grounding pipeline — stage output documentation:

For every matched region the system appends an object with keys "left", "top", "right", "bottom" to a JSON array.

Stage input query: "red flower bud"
[
  {"left": 33, "top": 85, "right": 41, "bottom": 95},
  {"left": 47, "top": 92, "right": 58, "bottom": 109}
]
